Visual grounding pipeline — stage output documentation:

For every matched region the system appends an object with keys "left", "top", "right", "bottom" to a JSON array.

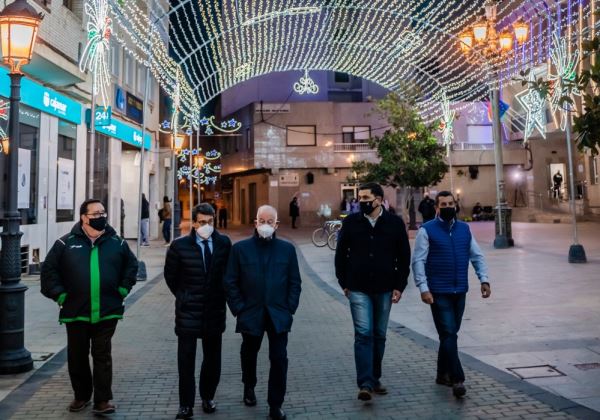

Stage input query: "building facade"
[{"left": 0, "top": 0, "right": 164, "bottom": 273}]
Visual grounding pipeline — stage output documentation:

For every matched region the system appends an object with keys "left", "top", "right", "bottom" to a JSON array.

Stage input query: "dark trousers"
[
  {"left": 66, "top": 320, "right": 118, "bottom": 403},
  {"left": 291, "top": 216, "right": 298, "bottom": 228},
  {"left": 241, "top": 318, "right": 288, "bottom": 408},
  {"left": 162, "top": 219, "right": 172, "bottom": 243},
  {"left": 430, "top": 293, "right": 466, "bottom": 383},
  {"left": 178, "top": 334, "right": 222, "bottom": 407},
  {"left": 218, "top": 216, "right": 227, "bottom": 229}
]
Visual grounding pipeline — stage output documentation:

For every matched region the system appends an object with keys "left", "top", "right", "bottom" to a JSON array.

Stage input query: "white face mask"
[
  {"left": 256, "top": 224, "right": 275, "bottom": 239},
  {"left": 196, "top": 224, "right": 214, "bottom": 239}
]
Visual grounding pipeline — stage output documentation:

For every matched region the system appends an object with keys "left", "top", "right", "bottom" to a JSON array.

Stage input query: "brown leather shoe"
[
  {"left": 68, "top": 399, "right": 90, "bottom": 412},
  {"left": 374, "top": 383, "right": 388, "bottom": 395},
  {"left": 357, "top": 388, "right": 373, "bottom": 401},
  {"left": 92, "top": 401, "right": 116, "bottom": 415}
]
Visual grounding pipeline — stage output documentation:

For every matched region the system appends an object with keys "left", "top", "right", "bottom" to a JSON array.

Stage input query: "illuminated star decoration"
[
  {"left": 79, "top": 0, "right": 112, "bottom": 107},
  {"left": 548, "top": 31, "right": 580, "bottom": 131},
  {"left": 439, "top": 92, "right": 456, "bottom": 156},
  {"left": 515, "top": 71, "right": 547, "bottom": 144},
  {"left": 0, "top": 100, "right": 8, "bottom": 152},
  {"left": 293, "top": 70, "right": 319, "bottom": 95},
  {"left": 177, "top": 148, "right": 222, "bottom": 185}
]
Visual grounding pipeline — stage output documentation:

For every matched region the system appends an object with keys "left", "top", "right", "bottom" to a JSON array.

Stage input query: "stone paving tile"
[{"left": 3, "top": 243, "right": 579, "bottom": 419}]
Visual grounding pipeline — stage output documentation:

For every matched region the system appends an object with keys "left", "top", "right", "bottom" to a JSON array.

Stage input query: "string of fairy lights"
[{"left": 83, "top": 0, "right": 599, "bottom": 138}]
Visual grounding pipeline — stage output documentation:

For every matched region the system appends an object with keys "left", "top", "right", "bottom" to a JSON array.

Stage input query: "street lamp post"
[
  {"left": 459, "top": 0, "right": 528, "bottom": 248},
  {"left": 0, "top": 0, "right": 43, "bottom": 374}
]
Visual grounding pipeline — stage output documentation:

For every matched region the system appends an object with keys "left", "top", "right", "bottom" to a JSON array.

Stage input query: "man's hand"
[
  {"left": 391, "top": 289, "right": 402, "bottom": 304},
  {"left": 421, "top": 291, "right": 434, "bottom": 305},
  {"left": 481, "top": 283, "right": 491, "bottom": 298},
  {"left": 343, "top": 288, "right": 350, "bottom": 298}
]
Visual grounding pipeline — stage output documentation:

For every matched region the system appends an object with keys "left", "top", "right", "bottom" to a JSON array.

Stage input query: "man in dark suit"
[
  {"left": 335, "top": 182, "right": 411, "bottom": 402},
  {"left": 164, "top": 203, "right": 232, "bottom": 419},
  {"left": 224, "top": 205, "right": 302, "bottom": 420}
]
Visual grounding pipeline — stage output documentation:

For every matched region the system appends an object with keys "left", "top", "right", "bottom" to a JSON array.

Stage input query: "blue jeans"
[
  {"left": 162, "top": 219, "right": 171, "bottom": 243},
  {"left": 140, "top": 218, "right": 149, "bottom": 244},
  {"left": 430, "top": 293, "right": 466, "bottom": 383},
  {"left": 348, "top": 291, "right": 392, "bottom": 390}
]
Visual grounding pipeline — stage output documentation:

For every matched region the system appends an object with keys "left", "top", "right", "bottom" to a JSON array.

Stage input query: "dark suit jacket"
[
  {"left": 224, "top": 233, "right": 302, "bottom": 336},
  {"left": 164, "top": 229, "right": 232, "bottom": 337}
]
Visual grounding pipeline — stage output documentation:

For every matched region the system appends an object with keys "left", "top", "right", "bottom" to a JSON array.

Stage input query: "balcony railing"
[
  {"left": 334, "top": 142, "right": 375, "bottom": 152},
  {"left": 451, "top": 142, "right": 495, "bottom": 151}
]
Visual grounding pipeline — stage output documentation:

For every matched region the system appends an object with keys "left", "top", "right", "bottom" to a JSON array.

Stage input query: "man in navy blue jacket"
[
  {"left": 411, "top": 191, "right": 490, "bottom": 398},
  {"left": 335, "top": 182, "right": 411, "bottom": 402},
  {"left": 224, "top": 205, "right": 301, "bottom": 420}
]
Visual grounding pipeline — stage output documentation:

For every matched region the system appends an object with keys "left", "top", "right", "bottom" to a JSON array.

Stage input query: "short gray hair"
[{"left": 256, "top": 205, "right": 278, "bottom": 221}]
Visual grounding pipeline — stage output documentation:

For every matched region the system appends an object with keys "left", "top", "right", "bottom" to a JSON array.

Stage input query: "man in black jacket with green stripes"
[{"left": 41, "top": 199, "right": 138, "bottom": 415}]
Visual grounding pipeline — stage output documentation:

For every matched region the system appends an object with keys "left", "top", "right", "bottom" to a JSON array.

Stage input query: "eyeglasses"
[{"left": 86, "top": 212, "right": 107, "bottom": 218}]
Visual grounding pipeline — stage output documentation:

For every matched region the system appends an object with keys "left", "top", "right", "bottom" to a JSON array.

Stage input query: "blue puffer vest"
[{"left": 422, "top": 218, "right": 472, "bottom": 294}]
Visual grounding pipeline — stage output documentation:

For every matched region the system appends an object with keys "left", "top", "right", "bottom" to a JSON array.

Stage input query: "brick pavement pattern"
[{"left": 7, "top": 260, "right": 575, "bottom": 419}]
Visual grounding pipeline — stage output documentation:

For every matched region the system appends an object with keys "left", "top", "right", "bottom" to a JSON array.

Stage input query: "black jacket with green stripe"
[{"left": 41, "top": 222, "right": 138, "bottom": 323}]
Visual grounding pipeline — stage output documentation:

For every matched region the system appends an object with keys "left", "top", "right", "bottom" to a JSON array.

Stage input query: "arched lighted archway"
[{"left": 107, "top": 0, "right": 592, "bottom": 124}]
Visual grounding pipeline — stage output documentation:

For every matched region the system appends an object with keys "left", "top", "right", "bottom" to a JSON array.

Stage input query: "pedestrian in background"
[
  {"left": 335, "top": 182, "right": 411, "bottom": 402},
  {"left": 418, "top": 194, "right": 436, "bottom": 223},
  {"left": 41, "top": 199, "right": 138, "bottom": 415},
  {"left": 411, "top": 190, "right": 490, "bottom": 398},
  {"left": 140, "top": 193, "right": 150, "bottom": 246},
  {"left": 224, "top": 205, "right": 302, "bottom": 420},
  {"left": 218, "top": 203, "right": 228, "bottom": 229},
  {"left": 161, "top": 196, "right": 172, "bottom": 246},
  {"left": 164, "top": 203, "right": 232, "bottom": 419},
  {"left": 289, "top": 196, "right": 300, "bottom": 229},
  {"left": 350, "top": 198, "right": 360, "bottom": 214}
]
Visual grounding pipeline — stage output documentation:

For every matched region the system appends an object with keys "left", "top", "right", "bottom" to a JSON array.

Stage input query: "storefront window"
[
  {"left": 18, "top": 107, "right": 41, "bottom": 225},
  {"left": 56, "top": 120, "right": 77, "bottom": 222}
]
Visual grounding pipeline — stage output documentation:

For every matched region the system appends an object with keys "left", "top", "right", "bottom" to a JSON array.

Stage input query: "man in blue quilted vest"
[{"left": 411, "top": 191, "right": 490, "bottom": 398}]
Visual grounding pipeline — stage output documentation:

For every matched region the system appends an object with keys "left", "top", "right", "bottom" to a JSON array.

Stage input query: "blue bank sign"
[
  {"left": 0, "top": 67, "right": 82, "bottom": 124},
  {"left": 88, "top": 112, "right": 151, "bottom": 150}
]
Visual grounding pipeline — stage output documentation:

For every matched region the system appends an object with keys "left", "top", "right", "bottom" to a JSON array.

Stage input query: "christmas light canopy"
[{"left": 102, "top": 0, "right": 597, "bottom": 123}]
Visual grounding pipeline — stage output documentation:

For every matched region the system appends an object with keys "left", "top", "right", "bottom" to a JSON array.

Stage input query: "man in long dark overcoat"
[
  {"left": 224, "top": 204, "right": 302, "bottom": 420},
  {"left": 164, "top": 203, "right": 232, "bottom": 419}
]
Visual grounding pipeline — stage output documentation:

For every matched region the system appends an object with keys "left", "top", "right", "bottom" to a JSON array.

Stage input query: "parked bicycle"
[{"left": 312, "top": 219, "right": 342, "bottom": 247}]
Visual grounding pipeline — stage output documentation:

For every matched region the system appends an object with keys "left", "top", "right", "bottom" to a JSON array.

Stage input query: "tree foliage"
[{"left": 351, "top": 92, "right": 449, "bottom": 188}]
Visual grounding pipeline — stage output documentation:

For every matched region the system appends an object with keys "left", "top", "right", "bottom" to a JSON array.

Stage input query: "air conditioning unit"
[{"left": 164, "top": 158, "right": 171, "bottom": 168}]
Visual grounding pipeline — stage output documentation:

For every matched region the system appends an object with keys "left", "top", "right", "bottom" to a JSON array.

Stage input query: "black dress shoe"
[
  {"left": 452, "top": 382, "right": 467, "bottom": 398},
  {"left": 202, "top": 400, "right": 216, "bottom": 414},
  {"left": 175, "top": 406, "right": 193, "bottom": 419},
  {"left": 243, "top": 386, "right": 257, "bottom": 406},
  {"left": 269, "top": 407, "right": 287, "bottom": 420}
]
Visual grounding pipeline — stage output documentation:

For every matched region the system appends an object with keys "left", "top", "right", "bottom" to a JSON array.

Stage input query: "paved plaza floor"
[{"left": 0, "top": 221, "right": 599, "bottom": 419}]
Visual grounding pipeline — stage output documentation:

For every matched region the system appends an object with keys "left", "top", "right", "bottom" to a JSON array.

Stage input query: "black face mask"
[
  {"left": 360, "top": 200, "right": 377, "bottom": 215},
  {"left": 88, "top": 216, "right": 107, "bottom": 232},
  {"left": 439, "top": 207, "right": 456, "bottom": 222}
]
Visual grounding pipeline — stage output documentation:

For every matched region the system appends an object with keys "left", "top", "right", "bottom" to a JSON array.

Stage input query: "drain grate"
[
  {"left": 574, "top": 362, "right": 600, "bottom": 371},
  {"left": 507, "top": 365, "right": 566, "bottom": 379}
]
